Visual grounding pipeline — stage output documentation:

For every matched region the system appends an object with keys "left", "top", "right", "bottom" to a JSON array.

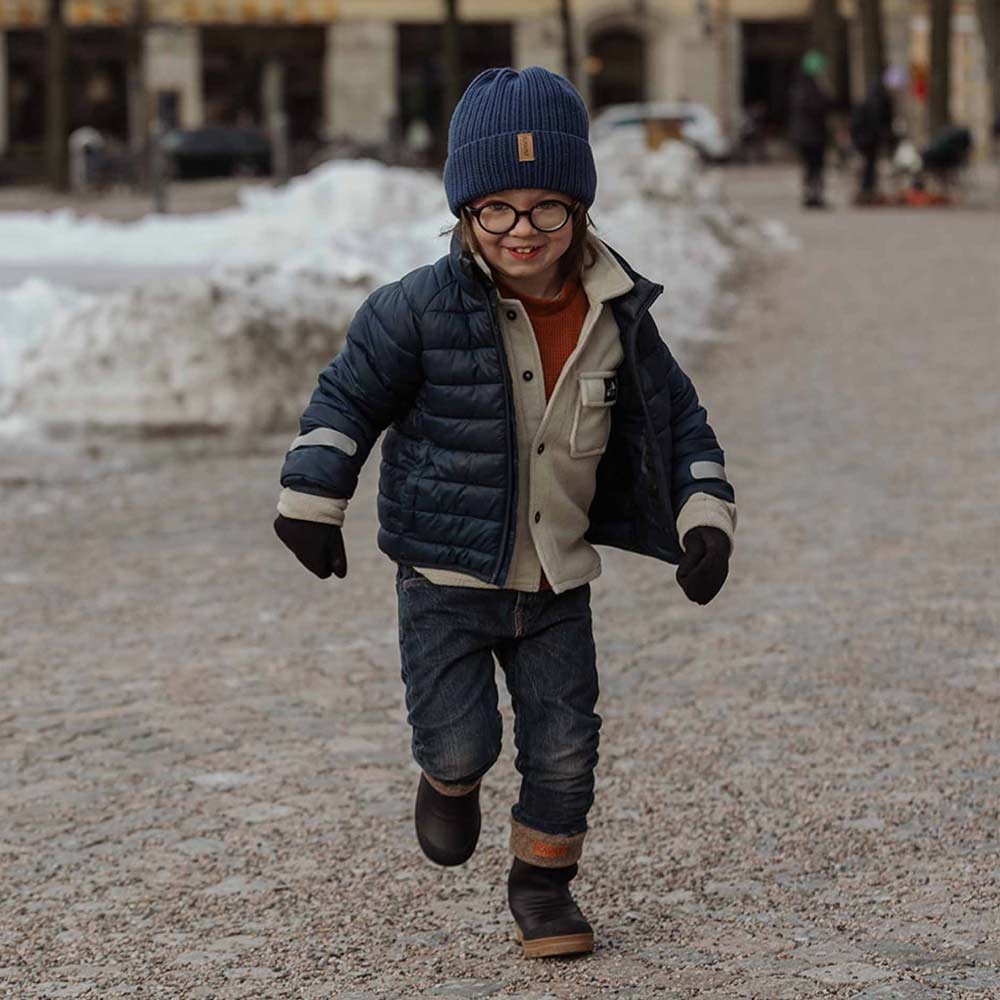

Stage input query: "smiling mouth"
[{"left": 505, "top": 245, "right": 543, "bottom": 257}]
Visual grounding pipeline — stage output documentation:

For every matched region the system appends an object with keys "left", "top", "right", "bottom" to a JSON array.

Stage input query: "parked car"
[
  {"left": 161, "top": 126, "right": 272, "bottom": 180},
  {"left": 590, "top": 102, "right": 732, "bottom": 162}
]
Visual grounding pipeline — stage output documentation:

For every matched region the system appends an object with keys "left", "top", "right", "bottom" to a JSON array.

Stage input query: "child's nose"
[{"left": 510, "top": 213, "right": 538, "bottom": 237}]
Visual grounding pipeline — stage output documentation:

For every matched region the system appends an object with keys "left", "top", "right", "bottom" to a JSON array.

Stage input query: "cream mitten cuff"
[
  {"left": 276, "top": 488, "right": 348, "bottom": 527},
  {"left": 676, "top": 493, "right": 737, "bottom": 554}
]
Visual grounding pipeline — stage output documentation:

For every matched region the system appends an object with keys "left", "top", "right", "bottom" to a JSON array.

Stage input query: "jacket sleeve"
[
  {"left": 662, "top": 344, "right": 737, "bottom": 551},
  {"left": 278, "top": 282, "right": 423, "bottom": 509}
]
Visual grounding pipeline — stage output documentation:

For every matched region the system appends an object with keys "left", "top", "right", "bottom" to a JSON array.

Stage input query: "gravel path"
[{"left": 2, "top": 166, "right": 999, "bottom": 999}]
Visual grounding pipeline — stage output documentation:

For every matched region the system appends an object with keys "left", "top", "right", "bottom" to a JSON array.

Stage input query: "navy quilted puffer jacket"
[{"left": 279, "top": 231, "right": 734, "bottom": 586}]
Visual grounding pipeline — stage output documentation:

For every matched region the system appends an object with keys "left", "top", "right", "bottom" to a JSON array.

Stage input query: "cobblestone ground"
[{"left": 2, "top": 166, "right": 999, "bottom": 999}]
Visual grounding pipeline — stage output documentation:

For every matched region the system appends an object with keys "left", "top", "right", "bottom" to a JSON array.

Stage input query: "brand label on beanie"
[{"left": 517, "top": 132, "right": 535, "bottom": 162}]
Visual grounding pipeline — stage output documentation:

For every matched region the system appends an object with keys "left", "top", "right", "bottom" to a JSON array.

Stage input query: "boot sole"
[{"left": 514, "top": 924, "right": 594, "bottom": 958}]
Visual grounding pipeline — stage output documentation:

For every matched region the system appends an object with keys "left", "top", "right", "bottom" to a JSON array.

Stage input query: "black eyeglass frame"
[{"left": 462, "top": 198, "right": 580, "bottom": 235}]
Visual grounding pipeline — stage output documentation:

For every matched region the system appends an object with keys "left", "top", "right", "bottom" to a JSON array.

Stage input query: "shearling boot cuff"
[
  {"left": 422, "top": 770, "right": 483, "bottom": 797},
  {"left": 510, "top": 817, "right": 586, "bottom": 868}
]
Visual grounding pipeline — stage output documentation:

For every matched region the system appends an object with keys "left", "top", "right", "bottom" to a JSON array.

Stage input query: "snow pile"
[
  {"left": 592, "top": 129, "right": 793, "bottom": 341},
  {"left": 0, "top": 159, "right": 449, "bottom": 271},
  {"left": 11, "top": 273, "right": 366, "bottom": 432},
  {"left": 0, "top": 280, "right": 97, "bottom": 416},
  {"left": 4, "top": 160, "right": 454, "bottom": 432},
  {"left": 594, "top": 129, "right": 706, "bottom": 204},
  {"left": 2, "top": 143, "right": 783, "bottom": 434},
  {"left": 593, "top": 132, "right": 736, "bottom": 342}
]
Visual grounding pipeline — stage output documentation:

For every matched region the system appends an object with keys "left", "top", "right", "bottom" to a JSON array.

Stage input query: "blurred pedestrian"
[
  {"left": 850, "top": 65, "right": 905, "bottom": 205},
  {"left": 273, "top": 66, "right": 736, "bottom": 959},
  {"left": 789, "top": 50, "right": 834, "bottom": 208}
]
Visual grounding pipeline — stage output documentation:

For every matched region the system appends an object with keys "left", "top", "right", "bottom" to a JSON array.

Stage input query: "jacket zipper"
[
  {"left": 623, "top": 282, "right": 679, "bottom": 545},
  {"left": 485, "top": 284, "right": 517, "bottom": 586},
  {"left": 623, "top": 282, "right": 664, "bottom": 393}
]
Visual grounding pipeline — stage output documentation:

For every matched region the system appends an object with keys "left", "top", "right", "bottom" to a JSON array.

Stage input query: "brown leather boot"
[{"left": 508, "top": 857, "right": 594, "bottom": 958}]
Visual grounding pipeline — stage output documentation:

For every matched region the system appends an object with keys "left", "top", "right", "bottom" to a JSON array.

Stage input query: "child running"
[{"left": 274, "top": 66, "right": 737, "bottom": 959}]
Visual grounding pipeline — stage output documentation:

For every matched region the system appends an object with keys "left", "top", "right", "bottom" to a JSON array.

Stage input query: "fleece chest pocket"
[{"left": 569, "top": 370, "right": 617, "bottom": 458}]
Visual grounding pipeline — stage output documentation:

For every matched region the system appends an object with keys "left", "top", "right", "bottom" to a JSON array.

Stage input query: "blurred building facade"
[{"left": 0, "top": 0, "right": 994, "bottom": 172}]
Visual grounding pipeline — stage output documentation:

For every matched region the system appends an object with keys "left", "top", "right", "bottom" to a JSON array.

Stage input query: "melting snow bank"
[
  {"left": 10, "top": 272, "right": 365, "bottom": 432},
  {"left": 2, "top": 160, "right": 450, "bottom": 431},
  {"left": 2, "top": 139, "right": 792, "bottom": 434},
  {"left": 0, "top": 279, "right": 97, "bottom": 398}
]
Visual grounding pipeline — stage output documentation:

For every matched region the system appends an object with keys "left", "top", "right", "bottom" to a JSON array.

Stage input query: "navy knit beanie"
[{"left": 443, "top": 66, "right": 597, "bottom": 217}]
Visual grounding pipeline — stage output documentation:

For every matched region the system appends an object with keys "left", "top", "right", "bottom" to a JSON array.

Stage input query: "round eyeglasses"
[{"left": 463, "top": 199, "right": 578, "bottom": 235}]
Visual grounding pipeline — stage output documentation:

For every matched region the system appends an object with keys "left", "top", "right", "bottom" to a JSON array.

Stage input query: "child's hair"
[{"left": 441, "top": 201, "right": 599, "bottom": 285}]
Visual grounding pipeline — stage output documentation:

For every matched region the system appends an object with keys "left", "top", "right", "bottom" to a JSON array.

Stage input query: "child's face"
[{"left": 465, "top": 188, "right": 575, "bottom": 288}]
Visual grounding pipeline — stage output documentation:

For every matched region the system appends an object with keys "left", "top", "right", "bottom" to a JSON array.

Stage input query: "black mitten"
[
  {"left": 273, "top": 514, "right": 348, "bottom": 580},
  {"left": 676, "top": 526, "right": 730, "bottom": 605}
]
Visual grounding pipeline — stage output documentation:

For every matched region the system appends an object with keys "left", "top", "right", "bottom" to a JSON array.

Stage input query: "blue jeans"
[{"left": 395, "top": 563, "right": 602, "bottom": 844}]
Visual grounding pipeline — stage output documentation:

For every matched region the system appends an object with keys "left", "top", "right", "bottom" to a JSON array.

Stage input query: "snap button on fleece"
[
  {"left": 506, "top": 310, "right": 517, "bottom": 321},
  {"left": 537, "top": 443, "right": 545, "bottom": 455},
  {"left": 534, "top": 511, "right": 541, "bottom": 523},
  {"left": 522, "top": 370, "right": 533, "bottom": 381}
]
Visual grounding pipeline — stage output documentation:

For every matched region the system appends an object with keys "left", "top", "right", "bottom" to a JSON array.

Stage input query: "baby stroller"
[{"left": 918, "top": 126, "right": 973, "bottom": 201}]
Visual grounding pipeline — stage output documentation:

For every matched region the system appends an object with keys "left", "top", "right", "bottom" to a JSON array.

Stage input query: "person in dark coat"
[
  {"left": 789, "top": 50, "right": 835, "bottom": 208},
  {"left": 850, "top": 66, "right": 904, "bottom": 204},
  {"left": 271, "top": 66, "right": 736, "bottom": 959}
]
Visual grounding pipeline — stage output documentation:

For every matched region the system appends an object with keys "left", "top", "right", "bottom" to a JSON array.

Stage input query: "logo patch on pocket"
[{"left": 603, "top": 376, "right": 618, "bottom": 403}]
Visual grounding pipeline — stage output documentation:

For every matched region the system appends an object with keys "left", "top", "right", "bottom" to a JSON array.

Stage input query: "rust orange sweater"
[{"left": 496, "top": 273, "right": 590, "bottom": 590}]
